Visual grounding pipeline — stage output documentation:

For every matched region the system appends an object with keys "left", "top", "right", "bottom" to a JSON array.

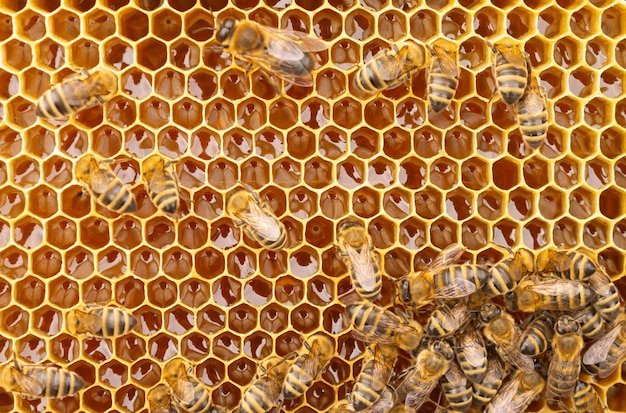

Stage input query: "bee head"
[{"left": 216, "top": 18, "right": 236, "bottom": 44}]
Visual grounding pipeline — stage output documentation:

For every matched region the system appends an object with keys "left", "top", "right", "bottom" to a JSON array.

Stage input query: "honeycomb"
[{"left": 0, "top": 0, "right": 625, "bottom": 411}]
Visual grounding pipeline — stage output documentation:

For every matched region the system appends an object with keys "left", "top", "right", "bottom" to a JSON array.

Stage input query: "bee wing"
[
  {"left": 88, "top": 168, "right": 114, "bottom": 195},
  {"left": 351, "top": 327, "right": 395, "bottom": 346},
  {"left": 429, "top": 245, "right": 465, "bottom": 271},
  {"left": 460, "top": 340, "right": 486, "bottom": 368},
  {"left": 489, "top": 374, "right": 520, "bottom": 409},
  {"left": 433, "top": 279, "right": 476, "bottom": 299},
  {"left": 435, "top": 47, "right": 459, "bottom": 78},
  {"left": 262, "top": 26, "right": 328, "bottom": 52},
  {"left": 404, "top": 388, "right": 432, "bottom": 411},
  {"left": 583, "top": 323, "right": 622, "bottom": 365},
  {"left": 8, "top": 366, "right": 45, "bottom": 396},
  {"left": 526, "top": 279, "right": 571, "bottom": 297},
  {"left": 522, "top": 87, "right": 547, "bottom": 115},
  {"left": 346, "top": 247, "right": 379, "bottom": 290},
  {"left": 498, "top": 45, "right": 527, "bottom": 67},
  {"left": 588, "top": 272, "right": 611, "bottom": 295},
  {"left": 300, "top": 354, "right": 322, "bottom": 379},
  {"left": 172, "top": 380, "right": 196, "bottom": 404}
]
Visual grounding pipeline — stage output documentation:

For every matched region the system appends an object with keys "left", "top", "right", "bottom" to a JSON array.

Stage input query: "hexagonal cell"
[
  {"left": 99, "top": 359, "right": 128, "bottom": 389},
  {"left": 427, "top": 217, "right": 458, "bottom": 249},
  {"left": 130, "top": 359, "right": 161, "bottom": 388},
  {"left": 146, "top": 276, "right": 177, "bottom": 309},
  {"left": 164, "top": 305, "right": 194, "bottom": 335},
  {"left": 224, "top": 247, "right": 256, "bottom": 279},
  {"left": 380, "top": 187, "right": 410, "bottom": 220},
  {"left": 16, "top": 9, "right": 46, "bottom": 41},
  {"left": 441, "top": 7, "right": 469, "bottom": 39},
  {"left": 113, "top": 276, "right": 143, "bottom": 309},
  {"left": 344, "top": 9, "right": 375, "bottom": 41},
  {"left": 585, "top": 97, "right": 611, "bottom": 129},
  {"left": 413, "top": 186, "right": 442, "bottom": 219},
  {"left": 2, "top": 305, "right": 29, "bottom": 337},
  {"left": 6, "top": 96, "right": 37, "bottom": 129},
  {"left": 569, "top": 186, "right": 595, "bottom": 219},
  {"left": 599, "top": 67, "right": 624, "bottom": 100},
  {"left": 114, "top": 333, "right": 146, "bottom": 363},
  {"left": 582, "top": 218, "right": 609, "bottom": 250},
  {"left": 444, "top": 188, "right": 473, "bottom": 221},
  {"left": 306, "top": 275, "right": 334, "bottom": 307},
  {"left": 585, "top": 157, "right": 610, "bottom": 189},
  {"left": 505, "top": 6, "right": 534, "bottom": 38},
  {"left": 460, "top": 218, "right": 488, "bottom": 250},
  {"left": 409, "top": 9, "right": 439, "bottom": 41},
  {"left": 364, "top": 98, "right": 395, "bottom": 130},
  {"left": 290, "top": 303, "right": 320, "bottom": 334},
  {"left": 17, "top": 334, "right": 47, "bottom": 363},
  {"left": 148, "top": 332, "right": 178, "bottom": 362},
  {"left": 398, "top": 217, "right": 427, "bottom": 251},
  {"left": 133, "top": 305, "right": 160, "bottom": 336},
  {"left": 227, "top": 357, "right": 256, "bottom": 387},
  {"left": 15, "top": 276, "right": 44, "bottom": 309},
  {"left": 3, "top": 39, "right": 33, "bottom": 70},
  {"left": 212, "top": 332, "right": 241, "bottom": 361},
  {"left": 383, "top": 247, "right": 412, "bottom": 280},
  {"left": 50, "top": 333, "right": 80, "bottom": 364},
  {"left": 367, "top": 157, "right": 396, "bottom": 189},
  {"left": 377, "top": 11, "right": 407, "bottom": 42}
]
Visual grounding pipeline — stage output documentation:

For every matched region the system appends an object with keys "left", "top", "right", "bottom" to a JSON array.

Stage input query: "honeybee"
[
  {"left": 352, "top": 344, "right": 398, "bottom": 411},
  {"left": 163, "top": 358, "right": 215, "bottom": 413},
  {"left": 142, "top": 154, "right": 180, "bottom": 215},
  {"left": 489, "top": 40, "right": 529, "bottom": 105},
  {"left": 336, "top": 219, "right": 382, "bottom": 302},
  {"left": 396, "top": 341, "right": 454, "bottom": 411},
  {"left": 355, "top": 41, "right": 427, "bottom": 93},
  {"left": 345, "top": 302, "right": 424, "bottom": 352},
  {"left": 226, "top": 186, "right": 286, "bottom": 250},
  {"left": 471, "top": 358, "right": 504, "bottom": 406},
  {"left": 514, "top": 74, "right": 549, "bottom": 149},
  {"left": 518, "top": 312, "right": 554, "bottom": 356},
  {"left": 569, "top": 380, "right": 604, "bottom": 413},
  {"left": 511, "top": 275, "right": 596, "bottom": 313},
  {"left": 66, "top": 304, "right": 137, "bottom": 338},
  {"left": 536, "top": 249, "right": 597, "bottom": 280},
  {"left": 485, "top": 370, "right": 545, "bottom": 413},
  {"left": 239, "top": 356, "right": 292, "bottom": 413},
  {"left": 483, "top": 257, "right": 518, "bottom": 297},
  {"left": 36, "top": 68, "right": 117, "bottom": 120},
  {"left": 398, "top": 246, "right": 489, "bottom": 309},
  {"left": 589, "top": 271, "right": 621, "bottom": 322},
  {"left": 0, "top": 359, "right": 85, "bottom": 398},
  {"left": 149, "top": 383, "right": 181, "bottom": 413},
  {"left": 546, "top": 315, "right": 584, "bottom": 400},
  {"left": 75, "top": 154, "right": 137, "bottom": 214},
  {"left": 440, "top": 360, "right": 472, "bottom": 412},
  {"left": 572, "top": 305, "right": 605, "bottom": 341},
  {"left": 214, "top": 18, "right": 327, "bottom": 87},
  {"left": 454, "top": 328, "right": 487, "bottom": 384},
  {"left": 427, "top": 39, "right": 459, "bottom": 112},
  {"left": 582, "top": 320, "right": 626, "bottom": 379},
  {"left": 283, "top": 333, "right": 335, "bottom": 400},
  {"left": 425, "top": 302, "right": 471, "bottom": 338},
  {"left": 480, "top": 303, "right": 534, "bottom": 374},
  {"left": 334, "top": 386, "right": 397, "bottom": 413}
]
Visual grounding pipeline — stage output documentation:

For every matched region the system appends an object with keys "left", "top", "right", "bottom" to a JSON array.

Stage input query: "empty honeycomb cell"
[
  {"left": 18, "top": 334, "right": 46, "bottom": 362},
  {"left": 586, "top": 157, "right": 610, "bottom": 188},
  {"left": 144, "top": 217, "right": 175, "bottom": 249},
  {"left": 147, "top": 276, "right": 177, "bottom": 308},
  {"left": 113, "top": 276, "right": 144, "bottom": 308},
  {"left": 383, "top": 248, "right": 412, "bottom": 278},
  {"left": 508, "top": 188, "right": 535, "bottom": 221},
  {"left": 311, "top": 8, "right": 342, "bottom": 41},
  {"left": 585, "top": 97, "right": 611, "bottom": 129},
  {"left": 380, "top": 10, "right": 407, "bottom": 41},
  {"left": 229, "top": 304, "right": 258, "bottom": 334},
  {"left": 539, "top": 186, "right": 566, "bottom": 220},
  {"left": 462, "top": 218, "right": 489, "bottom": 249},
  {"left": 584, "top": 218, "right": 609, "bottom": 249},
  {"left": 396, "top": 98, "right": 426, "bottom": 129},
  {"left": 226, "top": 248, "right": 256, "bottom": 279},
  {"left": 240, "top": 157, "right": 270, "bottom": 188},
  {"left": 131, "top": 359, "right": 161, "bottom": 388},
  {"left": 445, "top": 188, "right": 473, "bottom": 221},
  {"left": 134, "top": 305, "right": 161, "bottom": 336},
  {"left": 381, "top": 127, "right": 411, "bottom": 159},
  {"left": 79, "top": 216, "right": 110, "bottom": 250},
  {"left": 49, "top": 333, "right": 80, "bottom": 364},
  {"left": 552, "top": 217, "right": 579, "bottom": 248},
  {"left": 430, "top": 217, "right": 459, "bottom": 249},
  {"left": 64, "top": 247, "right": 94, "bottom": 282},
  {"left": 507, "top": 7, "right": 535, "bottom": 38},
  {"left": 228, "top": 357, "right": 256, "bottom": 386},
  {"left": 99, "top": 359, "right": 128, "bottom": 389},
  {"left": 316, "top": 68, "right": 346, "bottom": 100},
  {"left": 2, "top": 39, "right": 32, "bottom": 70},
  {"left": 124, "top": 126, "right": 154, "bottom": 158},
  {"left": 15, "top": 276, "right": 44, "bottom": 309},
  {"left": 222, "top": 129, "right": 253, "bottom": 161},
  {"left": 115, "top": 334, "right": 146, "bottom": 363},
  {"left": 538, "top": 6, "right": 566, "bottom": 38},
  {"left": 164, "top": 305, "right": 194, "bottom": 335},
  {"left": 553, "top": 158, "right": 579, "bottom": 189},
  {"left": 345, "top": 9, "right": 375, "bottom": 41},
  {"left": 213, "top": 332, "right": 241, "bottom": 361},
  {"left": 382, "top": 188, "right": 411, "bottom": 219},
  {"left": 569, "top": 67, "right": 595, "bottom": 98},
  {"left": 492, "top": 218, "right": 520, "bottom": 247},
  {"left": 351, "top": 187, "right": 379, "bottom": 218},
  {"left": 415, "top": 186, "right": 444, "bottom": 219},
  {"left": 399, "top": 217, "right": 427, "bottom": 250},
  {"left": 522, "top": 218, "right": 550, "bottom": 248},
  {"left": 255, "top": 129, "right": 285, "bottom": 161},
  {"left": 569, "top": 187, "right": 596, "bottom": 219},
  {"left": 363, "top": 98, "right": 395, "bottom": 130},
  {"left": 129, "top": 248, "right": 159, "bottom": 280},
  {"left": 48, "top": 277, "right": 79, "bottom": 309},
  {"left": 13, "top": 216, "right": 43, "bottom": 249},
  {"left": 6, "top": 96, "right": 36, "bottom": 129},
  {"left": 32, "top": 246, "right": 62, "bottom": 279},
  {"left": 28, "top": 184, "right": 58, "bottom": 219},
  {"left": 336, "top": 157, "right": 364, "bottom": 189},
  {"left": 317, "top": 127, "right": 347, "bottom": 160},
  {"left": 285, "top": 128, "right": 315, "bottom": 161},
  {"left": 208, "top": 99, "right": 238, "bottom": 131},
  {"left": 2, "top": 305, "right": 29, "bottom": 337},
  {"left": 148, "top": 332, "right": 179, "bottom": 361},
  {"left": 368, "top": 217, "right": 395, "bottom": 248},
  {"left": 367, "top": 158, "right": 396, "bottom": 188},
  {"left": 38, "top": 38, "right": 66, "bottom": 70},
  {"left": 410, "top": 9, "right": 439, "bottom": 40},
  {"left": 600, "top": 67, "right": 624, "bottom": 99},
  {"left": 331, "top": 39, "right": 360, "bottom": 70},
  {"left": 291, "top": 303, "right": 320, "bottom": 334},
  {"left": 0, "top": 186, "right": 24, "bottom": 218},
  {"left": 332, "top": 97, "right": 362, "bottom": 130},
  {"left": 348, "top": 129, "right": 377, "bottom": 160},
  {"left": 430, "top": 158, "right": 458, "bottom": 191},
  {"left": 287, "top": 186, "right": 317, "bottom": 219},
  {"left": 290, "top": 247, "right": 320, "bottom": 279},
  {"left": 16, "top": 9, "right": 46, "bottom": 41}
]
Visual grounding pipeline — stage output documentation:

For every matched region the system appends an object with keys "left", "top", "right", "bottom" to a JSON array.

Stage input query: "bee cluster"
[
  {"left": 339, "top": 244, "right": 622, "bottom": 412},
  {"left": 0, "top": 1, "right": 624, "bottom": 413}
]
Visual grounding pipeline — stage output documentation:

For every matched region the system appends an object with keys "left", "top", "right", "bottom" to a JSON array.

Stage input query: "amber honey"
[{"left": 0, "top": 0, "right": 625, "bottom": 411}]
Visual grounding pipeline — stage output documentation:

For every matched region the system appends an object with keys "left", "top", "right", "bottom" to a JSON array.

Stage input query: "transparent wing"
[
  {"left": 172, "top": 380, "right": 196, "bottom": 404},
  {"left": 9, "top": 366, "right": 45, "bottom": 396},
  {"left": 583, "top": 323, "right": 622, "bottom": 365},
  {"left": 433, "top": 278, "right": 476, "bottom": 299}
]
